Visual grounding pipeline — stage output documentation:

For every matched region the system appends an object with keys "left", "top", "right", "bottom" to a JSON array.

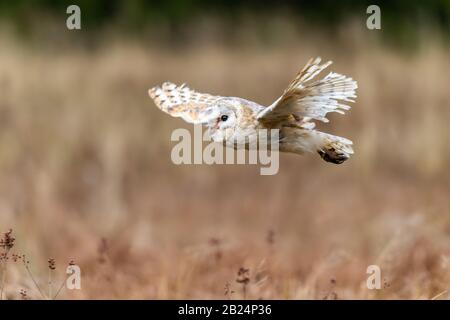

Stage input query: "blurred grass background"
[{"left": 0, "top": 0, "right": 450, "bottom": 299}]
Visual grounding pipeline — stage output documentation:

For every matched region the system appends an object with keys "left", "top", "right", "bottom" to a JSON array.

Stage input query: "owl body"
[{"left": 149, "top": 58, "right": 357, "bottom": 164}]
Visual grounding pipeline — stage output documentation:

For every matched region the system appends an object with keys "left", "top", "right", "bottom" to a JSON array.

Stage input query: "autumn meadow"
[{"left": 1, "top": 1, "right": 450, "bottom": 299}]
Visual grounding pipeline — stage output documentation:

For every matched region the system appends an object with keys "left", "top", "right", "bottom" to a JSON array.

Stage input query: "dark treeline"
[{"left": 0, "top": 0, "right": 448, "bottom": 44}]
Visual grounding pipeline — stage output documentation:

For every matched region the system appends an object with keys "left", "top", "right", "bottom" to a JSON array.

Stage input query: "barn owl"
[{"left": 148, "top": 57, "right": 357, "bottom": 164}]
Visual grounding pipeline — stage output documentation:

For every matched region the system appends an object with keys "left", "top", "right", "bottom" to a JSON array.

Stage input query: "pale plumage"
[
  {"left": 148, "top": 82, "right": 223, "bottom": 124},
  {"left": 148, "top": 57, "right": 358, "bottom": 164}
]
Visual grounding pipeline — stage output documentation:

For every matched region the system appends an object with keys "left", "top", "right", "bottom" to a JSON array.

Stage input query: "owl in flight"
[{"left": 148, "top": 57, "right": 357, "bottom": 164}]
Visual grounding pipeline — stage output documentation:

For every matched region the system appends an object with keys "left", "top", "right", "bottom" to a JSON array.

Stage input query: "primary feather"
[
  {"left": 148, "top": 82, "right": 223, "bottom": 124},
  {"left": 257, "top": 57, "right": 357, "bottom": 123}
]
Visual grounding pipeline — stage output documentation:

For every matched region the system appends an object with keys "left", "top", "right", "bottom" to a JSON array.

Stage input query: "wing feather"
[
  {"left": 257, "top": 57, "right": 357, "bottom": 124},
  {"left": 148, "top": 82, "right": 223, "bottom": 124}
]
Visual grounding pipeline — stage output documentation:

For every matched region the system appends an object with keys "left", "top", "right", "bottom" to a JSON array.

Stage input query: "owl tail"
[{"left": 280, "top": 128, "right": 354, "bottom": 164}]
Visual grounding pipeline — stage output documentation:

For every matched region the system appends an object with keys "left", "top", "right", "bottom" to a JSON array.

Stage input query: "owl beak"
[{"left": 207, "top": 123, "right": 218, "bottom": 135}]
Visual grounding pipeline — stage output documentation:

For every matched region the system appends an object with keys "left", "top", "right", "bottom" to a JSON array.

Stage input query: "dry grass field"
[{"left": 0, "top": 21, "right": 450, "bottom": 299}]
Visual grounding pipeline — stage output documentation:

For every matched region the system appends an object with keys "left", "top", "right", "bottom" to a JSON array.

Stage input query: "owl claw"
[{"left": 317, "top": 149, "right": 349, "bottom": 164}]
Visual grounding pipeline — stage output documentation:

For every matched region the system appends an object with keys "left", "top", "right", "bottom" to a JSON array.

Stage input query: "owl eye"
[{"left": 220, "top": 115, "right": 229, "bottom": 122}]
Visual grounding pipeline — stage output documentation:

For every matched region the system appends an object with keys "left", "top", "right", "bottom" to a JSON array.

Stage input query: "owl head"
[{"left": 204, "top": 100, "right": 239, "bottom": 143}]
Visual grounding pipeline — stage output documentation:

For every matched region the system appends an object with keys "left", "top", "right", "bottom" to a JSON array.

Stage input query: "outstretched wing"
[
  {"left": 257, "top": 57, "right": 357, "bottom": 124},
  {"left": 148, "top": 82, "right": 223, "bottom": 124}
]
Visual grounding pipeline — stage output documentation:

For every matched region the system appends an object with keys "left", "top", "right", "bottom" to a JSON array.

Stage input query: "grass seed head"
[
  {"left": 0, "top": 229, "right": 15, "bottom": 251},
  {"left": 48, "top": 258, "right": 56, "bottom": 270}
]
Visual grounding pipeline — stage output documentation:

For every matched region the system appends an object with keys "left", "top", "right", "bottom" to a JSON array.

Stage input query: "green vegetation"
[{"left": 0, "top": 0, "right": 449, "bottom": 40}]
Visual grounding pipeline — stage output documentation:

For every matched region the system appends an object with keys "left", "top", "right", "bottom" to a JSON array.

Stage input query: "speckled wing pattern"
[
  {"left": 257, "top": 57, "right": 357, "bottom": 124},
  {"left": 148, "top": 82, "right": 223, "bottom": 124}
]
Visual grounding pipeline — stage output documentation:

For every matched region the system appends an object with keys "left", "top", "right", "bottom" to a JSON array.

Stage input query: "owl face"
[{"left": 206, "top": 103, "right": 238, "bottom": 142}]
